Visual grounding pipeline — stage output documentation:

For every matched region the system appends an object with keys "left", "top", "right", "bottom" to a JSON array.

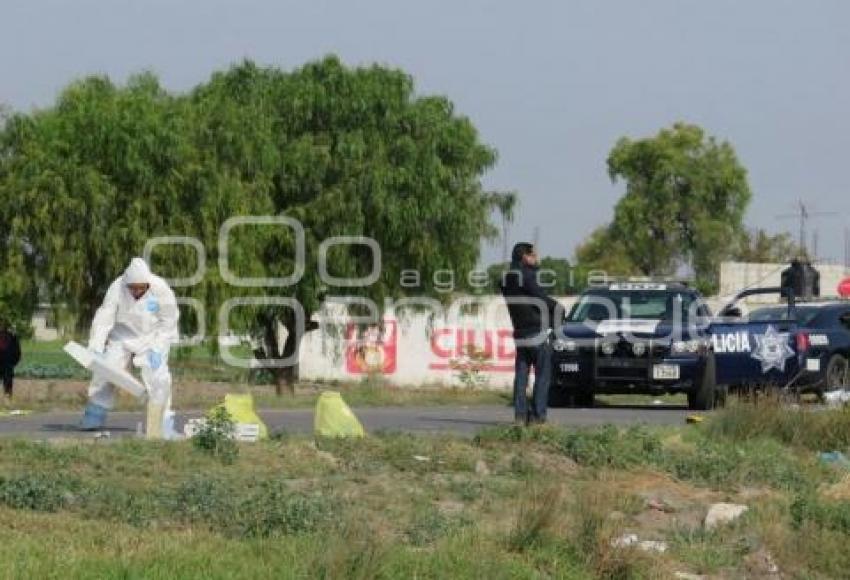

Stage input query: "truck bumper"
[{"left": 553, "top": 351, "right": 704, "bottom": 395}]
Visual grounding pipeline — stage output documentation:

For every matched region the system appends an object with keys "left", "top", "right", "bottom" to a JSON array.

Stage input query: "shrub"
[
  {"left": 557, "top": 425, "right": 664, "bottom": 468},
  {"left": 706, "top": 399, "right": 850, "bottom": 452},
  {"left": 476, "top": 424, "right": 664, "bottom": 469},
  {"left": 790, "top": 494, "right": 850, "bottom": 534},
  {"left": 78, "top": 485, "right": 163, "bottom": 527},
  {"left": 662, "top": 437, "right": 821, "bottom": 491},
  {"left": 406, "top": 507, "right": 460, "bottom": 546},
  {"left": 0, "top": 474, "right": 71, "bottom": 512},
  {"left": 234, "top": 481, "right": 335, "bottom": 538},
  {"left": 191, "top": 406, "right": 239, "bottom": 464},
  {"left": 507, "top": 486, "right": 562, "bottom": 552},
  {"left": 171, "top": 475, "right": 236, "bottom": 526}
]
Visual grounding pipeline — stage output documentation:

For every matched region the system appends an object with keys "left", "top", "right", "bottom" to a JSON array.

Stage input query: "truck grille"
[
  {"left": 595, "top": 338, "right": 654, "bottom": 381},
  {"left": 596, "top": 366, "right": 648, "bottom": 380}
]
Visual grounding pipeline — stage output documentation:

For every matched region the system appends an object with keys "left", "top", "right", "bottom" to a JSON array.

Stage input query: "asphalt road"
[{"left": 0, "top": 404, "right": 695, "bottom": 440}]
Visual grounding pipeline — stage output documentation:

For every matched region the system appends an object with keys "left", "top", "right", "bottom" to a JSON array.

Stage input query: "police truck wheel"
[
  {"left": 825, "top": 355, "right": 849, "bottom": 391},
  {"left": 688, "top": 355, "right": 717, "bottom": 411}
]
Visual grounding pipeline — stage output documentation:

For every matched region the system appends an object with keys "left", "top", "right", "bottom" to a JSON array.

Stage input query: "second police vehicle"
[{"left": 550, "top": 263, "right": 849, "bottom": 410}]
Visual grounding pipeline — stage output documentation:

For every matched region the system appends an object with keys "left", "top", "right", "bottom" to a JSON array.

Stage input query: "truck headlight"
[
  {"left": 671, "top": 339, "right": 707, "bottom": 354},
  {"left": 632, "top": 342, "right": 647, "bottom": 357},
  {"left": 553, "top": 339, "right": 577, "bottom": 352},
  {"left": 601, "top": 342, "right": 616, "bottom": 356}
]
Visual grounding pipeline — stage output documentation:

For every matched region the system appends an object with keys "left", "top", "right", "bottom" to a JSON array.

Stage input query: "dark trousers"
[
  {"left": 513, "top": 341, "right": 552, "bottom": 421},
  {"left": 1, "top": 366, "right": 13, "bottom": 397}
]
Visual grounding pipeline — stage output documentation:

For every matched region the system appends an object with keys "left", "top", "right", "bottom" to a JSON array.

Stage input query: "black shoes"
[
  {"left": 514, "top": 411, "right": 547, "bottom": 426},
  {"left": 527, "top": 414, "right": 547, "bottom": 426}
]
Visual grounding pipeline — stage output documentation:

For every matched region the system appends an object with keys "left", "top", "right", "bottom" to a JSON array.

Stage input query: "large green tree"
[
  {"left": 606, "top": 123, "right": 751, "bottom": 292},
  {"left": 0, "top": 105, "right": 54, "bottom": 333},
  {"left": 0, "top": 74, "right": 194, "bottom": 330},
  {"left": 0, "top": 57, "right": 513, "bottom": 391}
]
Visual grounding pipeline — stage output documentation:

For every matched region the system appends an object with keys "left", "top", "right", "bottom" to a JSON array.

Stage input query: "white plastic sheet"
[{"left": 63, "top": 341, "right": 147, "bottom": 400}]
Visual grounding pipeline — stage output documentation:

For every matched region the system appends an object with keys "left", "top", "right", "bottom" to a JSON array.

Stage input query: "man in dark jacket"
[
  {"left": 0, "top": 322, "right": 21, "bottom": 399},
  {"left": 500, "top": 243, "right": 561, "bottom": 425}
]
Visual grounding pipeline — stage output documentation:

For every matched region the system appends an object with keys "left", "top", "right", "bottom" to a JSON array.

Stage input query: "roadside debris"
[
  {"left": 611, "top": 533, "right": 668, "bottom": 553},
  {"left": 645, "top": 498, "right": 675, "bottom": 513},
  {"left": 818, "top": 450, "right": 850, "bottom": 469},
  {"left": 824, "top": 388, "right": 850, "bottom": 407}
]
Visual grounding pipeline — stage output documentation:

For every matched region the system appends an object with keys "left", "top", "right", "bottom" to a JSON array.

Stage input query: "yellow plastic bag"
[
  {"left": 218, "top": 393, "right": 268, "bottom": 440},
  {"left": 314, "top": 392, "right": 365, "bottom": 438}
]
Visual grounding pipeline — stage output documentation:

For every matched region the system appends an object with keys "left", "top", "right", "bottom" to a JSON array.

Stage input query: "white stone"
[
  {"left": 705, "top": 503, "right": 748, "bottom": 529},
  {"left": 637, "top": 540, "right": 668, "bottom": 553}
]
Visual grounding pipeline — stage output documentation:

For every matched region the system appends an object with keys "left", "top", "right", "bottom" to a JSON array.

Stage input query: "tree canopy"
[{"left": 574, "top": 123, "right": 752, "bottom": 293}]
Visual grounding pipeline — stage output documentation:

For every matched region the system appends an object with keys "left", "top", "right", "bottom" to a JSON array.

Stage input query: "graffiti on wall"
[
  {"left": 345, "top": 321, "right": 398, "bottom": 374},
  {"left": 429, "top": 327, "right": 515, "bottom": 372}
]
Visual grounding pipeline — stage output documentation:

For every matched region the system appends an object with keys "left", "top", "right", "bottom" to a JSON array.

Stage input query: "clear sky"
[{"left": 3, "top": 0, "right": 849, "bottom": 266}]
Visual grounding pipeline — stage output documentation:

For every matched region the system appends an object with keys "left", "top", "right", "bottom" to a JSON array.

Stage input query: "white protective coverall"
[{"left": 82, "top": 258, "right": 179, "bottom": 428}]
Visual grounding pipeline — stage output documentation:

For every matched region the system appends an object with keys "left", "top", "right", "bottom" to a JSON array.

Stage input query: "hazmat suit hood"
[{"left": 123, "top": 258, "right": 152, "bottom": 285}]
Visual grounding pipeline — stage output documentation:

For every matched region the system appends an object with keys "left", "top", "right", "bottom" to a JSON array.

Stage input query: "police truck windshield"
[{"left": 568, "top": 290, "right": 700, "bottom": 323}]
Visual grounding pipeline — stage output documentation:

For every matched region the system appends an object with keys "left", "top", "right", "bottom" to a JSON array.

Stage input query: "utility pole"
[
  {"left": 845, "top": 226, "right": 849, "bottom": 272},
  {"left": 501, "top": 214, "right": 509, "bottom": 264},
  {"left": 775, "top": 200, "right": 832, "bottom": 260},
  {"left": 812, "top": 229, "right": 819, "bottom": 263}
]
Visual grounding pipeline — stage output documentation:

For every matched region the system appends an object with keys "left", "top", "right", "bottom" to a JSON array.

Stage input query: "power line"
[{"left": 775, "top": 200, "right": 834, "bottom": 259}]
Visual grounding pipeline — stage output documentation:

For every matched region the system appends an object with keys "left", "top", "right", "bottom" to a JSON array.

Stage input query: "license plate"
[
  {"left": 653, "top": 364, "right": 680, "bottom": 380},
  {"left": 806, "top": 358, "right": 821, "bottom": 372},
  {"left": 560, "top": 363, "right": 579, "bottom": 373}
]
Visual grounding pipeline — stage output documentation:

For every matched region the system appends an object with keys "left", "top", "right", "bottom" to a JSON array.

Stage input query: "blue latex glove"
[{"left": 148, "top": 350, "right": 163, "bottom": 370}]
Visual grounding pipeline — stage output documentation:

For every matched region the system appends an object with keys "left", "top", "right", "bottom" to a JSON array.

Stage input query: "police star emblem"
[{"left": 751, "top": 325, "right": 795, "bottom": 373}]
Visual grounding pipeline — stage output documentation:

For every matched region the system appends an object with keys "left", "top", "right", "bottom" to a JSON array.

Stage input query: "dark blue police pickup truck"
[{"left": 550, "top": 281, "right": 849, "bottom": 410}]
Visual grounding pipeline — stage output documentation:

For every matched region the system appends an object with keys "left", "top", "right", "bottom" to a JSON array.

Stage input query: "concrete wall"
[
  {"left": 31, "top": 304, "right": 59, "bottom": 341},
  {"left": 299, "top": 296, "right": 577, "bottom": 389}
]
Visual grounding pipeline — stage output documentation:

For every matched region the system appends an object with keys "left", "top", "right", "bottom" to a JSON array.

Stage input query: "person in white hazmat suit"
[{"left": 80, "top": 257, "right": 179, "bottom": 430}]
